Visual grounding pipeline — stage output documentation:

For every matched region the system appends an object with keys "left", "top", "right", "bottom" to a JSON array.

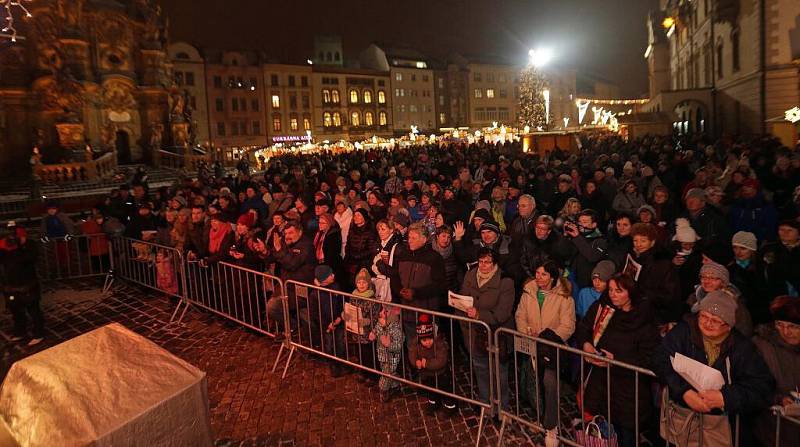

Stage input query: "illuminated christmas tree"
[{"left": 517, "top": 66, "right": 549, "bottom": 131}]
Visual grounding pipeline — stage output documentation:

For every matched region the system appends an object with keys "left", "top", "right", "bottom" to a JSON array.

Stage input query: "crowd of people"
[{"left": 5, "top": 132, "right": 800, "bottom": 446}]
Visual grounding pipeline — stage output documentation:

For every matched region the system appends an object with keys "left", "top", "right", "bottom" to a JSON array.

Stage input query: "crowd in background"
[{"left": 8, "top": 132, "right": 800, "bottom": 446}]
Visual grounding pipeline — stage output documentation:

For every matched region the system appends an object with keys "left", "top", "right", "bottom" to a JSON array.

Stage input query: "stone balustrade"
[{"left": 34, "top": 151, "right": 117, "bottom": 184}]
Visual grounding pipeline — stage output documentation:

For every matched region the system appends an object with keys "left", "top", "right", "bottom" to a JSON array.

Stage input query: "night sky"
[{"left": 161, "top": 0, "right": 658, "bottom": 97}]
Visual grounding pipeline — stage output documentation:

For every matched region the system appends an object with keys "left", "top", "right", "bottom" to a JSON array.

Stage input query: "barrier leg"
[
  {"left": 272, "top": 341, "right": 287, "bottom": 373},
  {"left": 102, "top": 269, "right": 114, "bottom": 294},
  {"left": 281, "top": 345, "right": 296, "bottom": 380},
  {"left": 476, "top": 406, "right": 486, "bottom": 447},
  {"left": 496, "top": 414, "right": 508, "bottom": 447}
]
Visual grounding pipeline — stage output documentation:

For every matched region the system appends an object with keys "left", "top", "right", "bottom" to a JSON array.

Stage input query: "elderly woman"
[
  {"left": 575, "top": 273, "right": 660, "bottom": 447},
  {"left": 515, "top": 261, "right": 575, "bottom": 441},
  {"left": 753, "top": 296, "right": 800, "bottom": 447},
  {"left": 688, "top": 261, "right": 753, "bottom": 337},
  {"left": 457, "top": 247, "right": 515, "bottom": 410},
  {"left": 654, "top": 292, "right": 775, "bottom": 447}
]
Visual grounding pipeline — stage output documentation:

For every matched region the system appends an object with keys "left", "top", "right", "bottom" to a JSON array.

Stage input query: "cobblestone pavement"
[{"left": 1, "top": 278, "right": 571, "bottom": 446}]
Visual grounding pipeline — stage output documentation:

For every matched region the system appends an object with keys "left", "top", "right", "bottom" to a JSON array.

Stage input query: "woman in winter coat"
[
  {"left": 343, "top": 208, "right": 379, "bottom": 286},
  {"left": 576, "top": 273, "right": 661, "bottom": 447},
  {"left": 515, "top": 261, "right": 575, "bottom": 440},
  {"left": 612, "top": 180, "right": 647, "bottom": 218},
  {"left": 653, "top": 292, "right": 775, "bottom": 447},
  {"left": 629, "top": 223, "right": 683, "bottom": 328},
  {"left": 313, "top": 213, "right": 343, "bottom": 282},
  {"left": 457, "top": 247, "right": 516, "bottom": 410},
  {"left": 687, "top": 261, "right": 753, "bottom": 337},
  {"left": 753, "top": 296, "right": 800, "bottom": 447},
  {"left": 606, "top": 213, "right": 633, "bottom": 269}
]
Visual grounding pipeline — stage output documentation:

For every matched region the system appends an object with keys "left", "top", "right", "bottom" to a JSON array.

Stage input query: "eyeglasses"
[
  {"left": 775, "top": 321, "right": 800, "bottom": 332},
  {"left": 698, "top": 312, "right": 728, "bottom": 329}
]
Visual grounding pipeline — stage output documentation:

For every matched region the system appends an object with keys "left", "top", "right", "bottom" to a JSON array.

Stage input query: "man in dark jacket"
[
  {"left": 508, "top": 194, "right": 539, "bottom": 244},
  {"left": 679, "top": 188, "right": 731, "bottom": 248},
  {"left": 185, "top": 205, "right": 210, "bottom": 259},
  {"left": 440, "top": 187, "right": 469, "bottom": 225},
  {"left": 378, "top": 222, "right": 446, "bottom": 334},
  {"left": 520, "top": 215, "right": 575, "bottom": 278},
  {"left": 453, "top": 220, "right": 522, "bottom": 286},
  {"left": 565, "top": 209, "right": 609, "bottom": 288},
  {"left": 266, "top": 221, "right": 317, "bottom": 329},
  {"left": 760, "top": 219, "right": 800, "bottom": 299},
  {"left": 1, "top": 223, "right": 45, "bottom": 345}
]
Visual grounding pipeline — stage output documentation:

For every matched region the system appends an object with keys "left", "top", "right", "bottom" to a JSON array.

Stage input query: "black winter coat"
[
  {"left": 520, "top": 231, "right": 576, "bottom": 277},
  {"left": 653, "top": 315, "right": 774, "bottom": 421},
  {"left": 630, "top": 248, "right": 683, "bottom": 324},
  {"left": 575, "top": 296, "right": 661, "bottom": 430},
  {"left": 343, "top": 222, "right": 379, "bottom": 277},
  {"left": 379, "top": 243, "right": 445, "bottom": 325}
]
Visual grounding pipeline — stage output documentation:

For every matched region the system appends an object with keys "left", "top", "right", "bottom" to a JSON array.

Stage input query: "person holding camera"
[
  {"left": 564, "top": 209, "right": 609, "bottom": 289},
  {"left": 1, "top": 222, "right": 45, "bottom": 346}
]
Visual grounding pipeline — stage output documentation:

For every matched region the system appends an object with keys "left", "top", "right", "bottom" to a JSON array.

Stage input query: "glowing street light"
[{"left": 528, "top": 48, "right": 553, "bottom": 68}]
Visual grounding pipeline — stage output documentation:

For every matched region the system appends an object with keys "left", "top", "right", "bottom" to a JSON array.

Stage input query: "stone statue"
[
  {"left": 150, "top": 123, "right": 163, "bottom": 151},
  {"left": 169, "top": 88, "right": 185, "bottom": 122},
  {"left": 102, "top": 125, "right": 116, "bottom": 148}
]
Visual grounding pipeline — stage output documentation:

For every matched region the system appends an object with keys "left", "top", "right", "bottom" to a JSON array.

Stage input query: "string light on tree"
[
  {"left": 1, "top": 0, "right": 32, "bottom": 42},
  {"left": 518, "top": 48, "right": 552, "bottom": 131}
]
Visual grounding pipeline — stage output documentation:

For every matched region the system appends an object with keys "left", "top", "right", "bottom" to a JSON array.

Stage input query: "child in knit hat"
[
  {"left": 369, "top": 304, "right": 403, "bottom": 402},
  {"left": 576, "top": 260, "right": 616, "bottom": 319},
  {"left": 407, "top": 313, "right": 456, "bottom": 413},
  {"left": 347, "top": 268, "right": 382, "bottom": 378}
]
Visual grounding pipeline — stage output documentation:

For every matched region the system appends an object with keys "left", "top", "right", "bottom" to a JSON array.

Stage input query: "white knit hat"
[
  {"left": 673, "top": 218, "right": 700, "bottom": 243},
  {"left": 731, "top": 231, "right": 757, "bottom": 251}
]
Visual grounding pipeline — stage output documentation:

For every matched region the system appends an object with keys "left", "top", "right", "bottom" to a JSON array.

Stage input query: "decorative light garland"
[
  {"left": 1, "top": 0, "right": 32, "bottom": 42},
  {"left": 576, "top": 97, "right": 649, "bottom": 106},
  {"left": 786, "top": 106, "right": 800, "bottom": 124}
]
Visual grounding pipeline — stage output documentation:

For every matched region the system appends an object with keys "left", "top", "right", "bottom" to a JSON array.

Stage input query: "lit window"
[
  {"left": 323, "top": 112, "right": 332, "bottom": 127},
  {"left": 323, "top": 89, "right": 331, "bottom": 103},
  {"left": 438, "top": 78, "right": 444, "bottom": 88},
  {"left": 486, "top": 89, "right": 495, "bottom": 98},
  {"left": 474, "top": 89, "right": 482, "bottom": 98},
  {"left": 365, "top": 111, "right": 374, "bottom": 126},
  {"left": 378, "top": 90, "right": 386, "bottom": 104},
  {"left": 351, "top": 111, "right": 360, "bottom": 126},
  {"left": 379, "top": 111, "right": 387, "bottom": 126},
  {"left": 332, "top": 112, "right": 341, "bottom": 126},
  {"left": 409, "top": 104, "right": 417, "bottom": 113},
  {"left": 290, "top": 115, "right": 299, "bottom": 131},
  {"left": 439, "top": 113, "right": 446, "bottom": 124},
  {"left": 271, "top": 94, "right": 280, "bottom": 108},
  {"left": 363, "top": 90, "right": 372, "bottom": 103},
  {"left": 331, "top": 89, "right": 340, "bottom": 103},
  {"left": 272, "top": 115, "right": 281, "bottom": 132},
  {"left": 395, "top": 72, "right": 403, "bottom": 81},
  {"left": 350, "top": 89, "right": 359, "bottom": 103},
  {"left": 303, "top": 116, "right": 311, "bottom": 130}
]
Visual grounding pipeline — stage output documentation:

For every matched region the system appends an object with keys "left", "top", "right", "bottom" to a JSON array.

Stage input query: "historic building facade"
[
  {"left": 262, "top": 64, "right": 314, "bottom": 144},
  {"left": 0, "top": 0, "right": 174, "bottom": 172},
  {"left": 167, "top": 42, "right": 210, "bottom": 145}
]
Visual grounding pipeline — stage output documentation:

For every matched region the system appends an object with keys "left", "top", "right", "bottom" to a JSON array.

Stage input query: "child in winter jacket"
[
  {"left": 407, "top": 313, "right": 456, "bottom": 412},
  {"left": 155, "top": 249, "right": 178, "bottom": 295},
  {"left": 575, "top": 260, "right": 615, "bottom": 319},
  {"left": 369, "top": 304, "right": 403, "bottom": 402},
  {"left": 348, "top": 268, "right": 381, "bottom": 371}
]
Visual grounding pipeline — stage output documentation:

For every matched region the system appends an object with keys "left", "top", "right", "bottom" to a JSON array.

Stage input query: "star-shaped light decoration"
[{"left": 785, "top": 106, "right": 800, "bottom": 124}]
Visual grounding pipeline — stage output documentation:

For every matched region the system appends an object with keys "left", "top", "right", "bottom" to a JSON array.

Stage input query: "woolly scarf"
[
  {"left": 476, "top": 265, "right": 498, "bottom": 288},
  {"left": 432, "top": 240, "right": 453, "bottom": 259},
  {"left": 208, "top": 223, "right": 231, "bottom": 254},
  {"left": 702, "top": 332, "right": 728, "bottom": 366}
]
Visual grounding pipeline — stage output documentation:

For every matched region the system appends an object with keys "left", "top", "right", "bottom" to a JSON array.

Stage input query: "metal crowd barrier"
[
  {"left": 38, "top": 234, "right": 114, "bottom": 293},
  {"left": 110, "top": 237, "right": 186, "bottom": 321},
  {"left": 774, "top": 409, "right": 800, "bottom": 447},
  {"left": 280, "top": 279, "right": 493, "bottom": 447},
  {"left": 494, "top": 328, "right": 658, "bottom": 447},
  {"left": 179, "top": 260, "right": 284, "bottom": 337}
]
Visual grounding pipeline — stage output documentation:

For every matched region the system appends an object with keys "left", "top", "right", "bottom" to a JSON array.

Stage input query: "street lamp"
[{"left": 528, "top": 48, "right": 553, "bottom": 68}]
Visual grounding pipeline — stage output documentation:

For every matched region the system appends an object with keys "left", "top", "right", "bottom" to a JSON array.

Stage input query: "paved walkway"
[{"left": 1, "top": 278, "right": 549, "bottom": 446}]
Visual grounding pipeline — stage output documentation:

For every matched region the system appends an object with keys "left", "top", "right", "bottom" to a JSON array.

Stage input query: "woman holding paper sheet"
[
  {"left": 457, "top": 247, "right": 515, "bottom": 411},
  {"left": 654, "top": 291, "right": 775, "bottom": 446},
  {"left": 575, "top": 273, "right": 661, "bottom": 447}
]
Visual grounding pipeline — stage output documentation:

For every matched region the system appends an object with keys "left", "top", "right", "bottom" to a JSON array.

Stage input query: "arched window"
[
  {"left": 350, "top": 89, "right": 359, "bottom": 104},
  {"left": 272, "top": 114, "right": 281, "bottom": 132},
  {"left": 363, "top": 90, "right": 373, "bottom": 104},
  {"left": 331, "top": 89, "right": 340, "bottom": 104},
  {"left": 378, "top": 90, "right": 386, "bottom": 104},
  {"left": 323, "top": 112, "right": 332, "bottom": 127},
  {"left": 303, "top": 114, "right": 311, "bottom": 131},
  {"left": 351, "top": 111, "right": 361, "bottom": 127},
  {"left": 334, "top": 52, "right": 340, "bottom": 62},
  {"left": 326, "top": 52, "right": 332, "bottom": 62},
  {"left": 290, "top": 113, "right": 299, "bottom": 131},
  {"left": 379, "top": 111, "right": 387, "bottom": 126},
  {"left": 364, "top": 111, "right": 374, "bottom": 126},
  {"left": 322, "top": 89, "right": 331, "bottom": 103},
  {"left": 332, "top": 112, "right": 342, "bottom": 127}
]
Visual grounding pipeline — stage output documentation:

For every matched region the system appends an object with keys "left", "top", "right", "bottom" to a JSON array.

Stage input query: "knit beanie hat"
[
  {"left": 673, "top": 218, "right": 700, "bottom": 243},
  {"left": 770, "top": 295, "right": 800, "bottom": 325},
  {"left": 685, "top": 188, "right": 707, "bottom": 201},
  {"left": 236, "top": 213, "right": 255, "bottom": 228},
  {"left": 695, "top": 290, "right": 737, "bottom": 327},
  {"left": 473, "top": 208, "right": 492, "bottom": 222},
  {"left": 355, "top": 267, "right": 371, "bottom": 285},
  {"left": 314, "top": 265, "right": 334, "bottom": 283},
  {"left": 479, "top": 220, "right": 501, "bottom": 235},
  {"left": 592, "top": 260, "right": 616, "bottom": 282},
  {"left": 731, "top": 231, "right": 757, "bottom": 252},
  {"left": 393, "top": 212, "right": 410, "bottom": 228},
  {"left": 475, "top": 200, "right": 491, "bottom": 211},
  {"left": 637, "top": 205, "right": 656, "bottom": 217},
  {"left": 416, "top": 313, "right": 434, "bottom": 338},
  {"left": 700, "top": 262, "right": 730, "bottom": 284}
]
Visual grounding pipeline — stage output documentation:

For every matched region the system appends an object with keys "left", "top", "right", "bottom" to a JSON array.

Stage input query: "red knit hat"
[{"left": 237, "top": 213, "right": 255, "bottom": 228}]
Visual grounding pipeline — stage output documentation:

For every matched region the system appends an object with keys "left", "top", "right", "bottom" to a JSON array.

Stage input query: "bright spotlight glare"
[{"left": 528, "top": 48, "right": 553, "bottom": 68}]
